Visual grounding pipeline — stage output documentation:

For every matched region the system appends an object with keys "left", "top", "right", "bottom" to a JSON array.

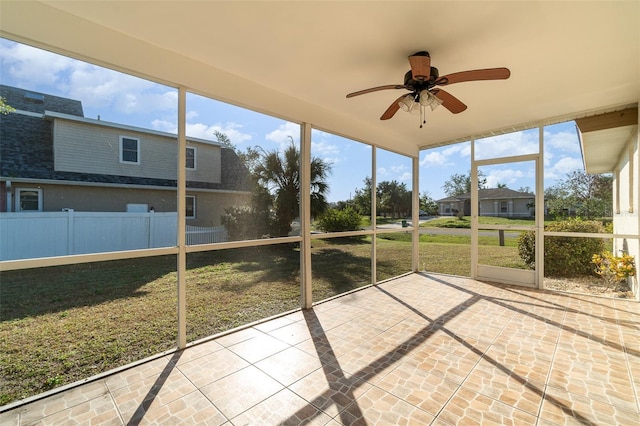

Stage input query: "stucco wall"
[
  {"left": 478, "top": 198, "right": 533, "bottom": 217},
  {"left": 612, "top": 118, "right": 639, "bottom": 300}
]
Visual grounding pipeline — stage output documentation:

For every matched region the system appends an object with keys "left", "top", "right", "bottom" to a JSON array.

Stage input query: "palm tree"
[{"left": 254, "top": 140, "right": 331, "bottom": 236}]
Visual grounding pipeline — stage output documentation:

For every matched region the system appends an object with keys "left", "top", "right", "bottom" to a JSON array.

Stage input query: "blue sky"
[{"left": 1, "top": 38, "right": 585, "bottom": 203}]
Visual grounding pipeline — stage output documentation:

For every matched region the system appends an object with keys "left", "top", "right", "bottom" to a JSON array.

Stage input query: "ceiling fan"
[{"left": 346, "top": 51, "right": 510, "bottom": 127}]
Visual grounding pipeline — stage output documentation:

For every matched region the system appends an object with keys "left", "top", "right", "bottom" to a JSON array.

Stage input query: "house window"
[
  {"left": 186, "top": 195, "right": 196, "bottom": 219},
  {"left": 500, "top": 201, "right": 508, "bottom": 213},
  {"left": 16, "top": 188, "right": 42, "bottom": 211},
  {"left": 120, "top": 136, "right": 140, "bottom": 164},
  {"left": 186, "top": 147, "right": 196, "bottom": 170}
]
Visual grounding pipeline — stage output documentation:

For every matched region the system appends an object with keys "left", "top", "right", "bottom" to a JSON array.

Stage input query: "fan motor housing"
[{"left": 404, "top": 67, "right": 439, "bottom": 90}]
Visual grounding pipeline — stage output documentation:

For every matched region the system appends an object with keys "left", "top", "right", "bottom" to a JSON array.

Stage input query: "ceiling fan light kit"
[{"left": 346, "top": 51, "right": 510, "bottom": 128}]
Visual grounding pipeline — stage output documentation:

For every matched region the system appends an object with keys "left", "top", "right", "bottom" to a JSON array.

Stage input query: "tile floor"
[{"left": 1, "top": 273, "right": 639, "bottom": 425}]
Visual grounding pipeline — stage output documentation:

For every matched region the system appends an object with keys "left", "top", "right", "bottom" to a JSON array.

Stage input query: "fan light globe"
[
  {"left": 419, "top": 90, "right": 443, "bottom": 110},
  {"left": 418, "top": 90, "right": 431, "bottom": 106},
  {"left": 398, "top": 95, "right": 414, "bottom": 112}
]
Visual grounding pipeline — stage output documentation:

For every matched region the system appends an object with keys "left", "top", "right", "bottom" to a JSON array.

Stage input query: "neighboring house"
[
  {"left": 0, "top": 85, "right": 251, "bottom": 226},
  {"left": 436, "top": 188, "right": 535, "bottom": 218}
]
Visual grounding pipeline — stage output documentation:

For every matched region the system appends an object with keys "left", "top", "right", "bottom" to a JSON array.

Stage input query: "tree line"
[
  {"left": 218, "top": 131, "right": 613, "bottom": 239},
  {"left": 432, "top": 169, "right": 612, "bottom": 219}
]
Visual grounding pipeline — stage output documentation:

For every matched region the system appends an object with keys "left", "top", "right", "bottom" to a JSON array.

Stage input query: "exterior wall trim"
[{"left": 0, "top": 177, "right": 251, "bottom": 195}]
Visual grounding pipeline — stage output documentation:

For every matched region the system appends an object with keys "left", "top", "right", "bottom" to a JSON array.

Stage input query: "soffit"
[{"left": 577, "top": 107, "right": 638, "bottom": 174}]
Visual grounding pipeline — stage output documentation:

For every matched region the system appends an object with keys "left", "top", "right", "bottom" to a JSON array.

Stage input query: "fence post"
[
  {"left": 148, "top": 210, "right": 155, "bottom": 248},
  {"left": 499, "top": 229, "right": 505, "bottom": 246},
  {"left": 66, "top": 208, "right": 75, "bottom": 255}
]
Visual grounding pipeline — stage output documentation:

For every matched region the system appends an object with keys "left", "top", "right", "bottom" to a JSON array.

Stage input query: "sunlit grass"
[{"left": 421, "top": 216, "right": 541, "bottom": 228}]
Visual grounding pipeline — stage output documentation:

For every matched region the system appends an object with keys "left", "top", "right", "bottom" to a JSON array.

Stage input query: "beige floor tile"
[
  {"left": 231, "top": 388, "right": 332, "bottom": 426},
  {"left": 19, "top": 381, "right": 109, "bottom": 424},
  {"left": 227, "top": 332, "right": 290, "bottom": 363},
  {"left": 376, "top": 361, "right": 460, "bottom": 416},
  {"left": 333, "top": 340, "right": 405, "bottom": 383},
  {"left": 214, "top": 326, "right": 262, "bottom": 347},
  {"left": 268, "top": 320, "right": 318, "bottom": 345},
  {"left": 177, "top": 348, "right": 250, "bottom": 388},
  {"left": 136, "top": 390, "right": 227, "bottom": 425},
  {"left": 403, "top": 344, "right": 480, "bottom": 385},
  {"left": 289, "top": 362, "right": 372, "bottom": 416},
  {"left": 0, "top": 408, "right": 19, "bottom": 426},
  {"left": 254, "top": 346, "right": 322, "bottom": 386},
  {"left": 462, "top": 360, "right": 544, "bottom": 416},
  {"left": 199, "top": 365, "right": 283, "bottom": 420},
  {"left": 481, "top": 345, "right": 553, "bottom": 386},
  {"left": 540, "top": 385, "right": 640, "bottom": 425},
  {"left": 437, "top": 387, "right": 538, "bottom": 425},
  {"left": 548, "top": 355, "right": 636, "bottom": 411},
  {"left": 253, "top": 315, "right": 296, "bottom": 333},
  {"left": 167, "top": 339, "right": 224, "bottom": 366},
  {"left": 105, "top": 356, "right": 178, "bottom": 392},
  {"left": 28, "top": 393, "right": 121, "bottom": 426},
  {"left": 338, "top": 386, "right": 435, "bottom": 425},
  {"left": 111, "top": 368, "right": 197, "bottom": 423},
  {"left": 295, "top": 334, "right": 361, "bottom": 366}
]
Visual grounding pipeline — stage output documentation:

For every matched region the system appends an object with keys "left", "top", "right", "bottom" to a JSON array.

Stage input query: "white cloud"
[
  {"left": 0, "top": 41, "right": 76, "bottom": 88},
  {"left": 398, "top": 172, "right": 412, "bottom": 182},
  {"left": 443, "top": 144, "right": 470, "bottom": 157},
  {"left": 311, "top": 140, "right": 340, "bottom": 165},
  {"left": 265, "top": 122, "right": 301, "bottom": 149},
  {"left": 151, "top": 119, "right": 176, "bottom": 133},
  {"left": 420, "top": 142, "right": 470, "bottom": 167},
  {"left": 1, "top": 39, "right": 176, "bottom": 118},
  {"left": 151, "top": 119, "right": 252, "bottom": 145},
  {"left": 475, "top": 131, "right": 539, "bottom": 159},
  {"left": 545, "top": 156, "right": 584, "bottom": 180},
  {"left": 376, "top": 164, "right": 411, "bottom": 182},
  {"left": 420, "top": 151, "right": 450, "bottom": 167},
  {"left": 544, "top": 129, "right": 581, "bottom": 154},
  {"left": 485, "top": 168, "right": 525, "bottom": 188}
]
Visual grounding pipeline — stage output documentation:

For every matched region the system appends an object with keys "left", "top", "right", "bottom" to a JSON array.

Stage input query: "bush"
[
  {"left": 317, "top": 207, "right": 362, "bottom": 232},
  {"left": 221, "top": 206, "right": 272, "bottom": 240},
  {"left": 592, "top": 250, "right": 636, "bottom": 291},
  {"left": 518, "top": 218, "right": 606, "bottom": 277}
]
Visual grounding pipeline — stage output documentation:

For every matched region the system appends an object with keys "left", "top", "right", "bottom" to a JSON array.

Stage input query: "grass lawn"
[
  {"left": 0, "top": 236, "right": 521, "bottom": 405},
  {"left": 421, "top": 216, "right": 540, "bottom": 228}
]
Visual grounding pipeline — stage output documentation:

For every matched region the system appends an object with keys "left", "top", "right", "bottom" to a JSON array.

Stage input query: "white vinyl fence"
[{"left": 0, "top": 210, "right": 226, "bottom": 261}]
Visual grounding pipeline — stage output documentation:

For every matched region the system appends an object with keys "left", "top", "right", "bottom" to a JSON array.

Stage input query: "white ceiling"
[{"left": 1, "top": 1, "right": 638, "bottom": 157}]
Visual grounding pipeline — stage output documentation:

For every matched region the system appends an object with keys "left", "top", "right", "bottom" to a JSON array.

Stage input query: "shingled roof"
[{"left": 1, "top": 85, "right": 83, "bottom": 116}]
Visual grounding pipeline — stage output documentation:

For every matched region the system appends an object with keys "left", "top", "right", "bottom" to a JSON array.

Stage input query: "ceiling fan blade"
[
  {"left": 380, "top": 95, "right": 405, "bottom": 120},
  {"left": 408, "top": 53, "right": 431, "bottom": 81},
  {"left": 432, "top": 89, "right": 467, "bottom": 114},
  {"left": 346, "top": 85, "right": 406, "bottom": 98},
  {"left": 436, "top": 67, "right": 511, "bottom": 86}
]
